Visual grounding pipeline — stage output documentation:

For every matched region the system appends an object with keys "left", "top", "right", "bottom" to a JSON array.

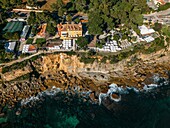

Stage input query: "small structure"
[
  {"left": 143, "top": 36, "right": 155, "bottom": 43},
  {"left": 46, "top": 39, "right": 62, "bottom": 51},
  {"left": 46, "top": 43, "right": 62, "bottom": 50},
  {"left": 57, "top": 23, "right": 82, "bottom": 40},
  {"left": 153, "top": 0, "right": 166, "bottom": 5},
  {"left": 7, "top": 17, "right": 27, "bottom": 22},
  {"left": 138, "top": 25, "right": 155, "bottom": 36},
  {"left": 138, "top": 25, "right": 156, "bottom": 43},
  {"left": 80, "top": 19, "right": 88, "bottom": 23},
  {"left": 37, "top": 23, "right": 47, "bottom": 37},
  {"left": 4, "top": 42, "right": 16, "bottom": 52},
  {"left": 20, "top": 25, "right": 30, "bottom": 41},
  {"left": 22, "top": 44, "right": 36, "bottom": 53},
  {"left": 26, "top": 5, "right": 38, "bottom": 10}
]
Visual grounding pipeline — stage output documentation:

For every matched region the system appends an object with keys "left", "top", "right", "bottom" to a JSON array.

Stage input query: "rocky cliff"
[{"left": 0, "top": 48, "right": 170, "bottom": 111}]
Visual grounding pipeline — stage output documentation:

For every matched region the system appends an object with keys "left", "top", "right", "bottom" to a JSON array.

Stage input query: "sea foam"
[
  {"left": 99, "top": 75, "right": 170, "bottom": 105},
  {"left": 21, "top": 86, "right": 61, "bottom": 106}
]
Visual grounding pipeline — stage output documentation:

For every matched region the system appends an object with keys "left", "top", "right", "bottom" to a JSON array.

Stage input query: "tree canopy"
[
  {"left": 28, "top": 12, "right": 36, "bottom": 25},
  {"left": 75, "top": 37, "right": 89, "bottom": 49},
  {"left": 51, "top": 0, "right": 149, "bottom": 35},
  {"left": 27, "top": 11, "right": 57, "bottom": 36},
  {"left": 46, "top": 22, "right": 56, "bottom": 36},
  {"left": 27, "top": 0, "right": 37, "bottom": 7}
]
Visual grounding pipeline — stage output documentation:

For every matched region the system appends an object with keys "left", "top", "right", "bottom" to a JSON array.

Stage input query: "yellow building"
[{"left": 57, "top": 23, "right": 82, "bottom": 40}]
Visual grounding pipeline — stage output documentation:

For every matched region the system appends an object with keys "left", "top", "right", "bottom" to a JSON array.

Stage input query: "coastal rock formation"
[{"left": 0, "top": 49, "right": 170, "bottom": 114}]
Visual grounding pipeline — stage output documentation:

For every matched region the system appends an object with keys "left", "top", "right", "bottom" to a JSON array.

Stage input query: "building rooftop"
[
  {"left": 138, "top": 25, "right": 155, "bottom": 35},
  {"left": 4, "top": 42, "right": 16, "bottom": 52},
  {"left": 144, "top": 36, "right": 155, "bottom": 43},
  {"left": 58, "top": 23, "right": 82, "bottom": 31},
  {"left": 37, "top": 23, "right": 47, "bottom": 37},
  {"left": 153, "top": 0, "right": 166, "bottom": 5},
  {"left": 20, "top": 25, "right": 30, "bottom": 39},
  {"left": 46, "top": 42, "right": 62, "bottom": 47},
  {"left": 3, "top": 21, "right": 24, "bottom": 33},
  {"left": 22, "top": 44, "right": 36, "bottom": 53}
]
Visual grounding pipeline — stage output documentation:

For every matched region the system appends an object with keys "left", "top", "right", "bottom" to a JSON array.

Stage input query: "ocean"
[{"left": 0, "top": 77, "right": 170, "bottom": 128}]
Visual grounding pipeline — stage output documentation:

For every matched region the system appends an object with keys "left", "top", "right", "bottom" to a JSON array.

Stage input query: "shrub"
[
  {"left": 101, "top": 56, "right": 107, "bottom": 63},
  {"left": 158, "top": 3, "right": 170, "bottom": 11},
  {"left": 26, "top": 38, "right": 34, "bottom": 44},
  {"left": 36, "top": 38, "right": 46, "bottom": 47},
  {"left": 154, "top": 23, "right": 162, "bottom": 31},
  {"left": 80, "top": 56, "right": 95, "bottom": 64},
  {"left": 66, "top": 51, "right": 76, "bottom": 56}
]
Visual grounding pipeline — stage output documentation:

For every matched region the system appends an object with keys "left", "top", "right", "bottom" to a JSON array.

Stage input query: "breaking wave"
[
  {"left": 99, "top": 75, "right": 170, "bottom": 104},
  {"left": 2, "top": 74, "right": 170, "bottom": 128}
]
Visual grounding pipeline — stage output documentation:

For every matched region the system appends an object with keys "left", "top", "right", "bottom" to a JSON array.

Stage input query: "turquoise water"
[{"left": 1, "top": 80, "right": 170, "bottom": 128}]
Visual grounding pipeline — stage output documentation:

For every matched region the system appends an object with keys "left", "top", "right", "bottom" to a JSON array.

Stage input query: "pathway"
[
  {"left": 0, "top": 49, "right": 73, "bottom": 68},
  {"left": 13, "top": 9, "right": 43, "bottom": 13}
]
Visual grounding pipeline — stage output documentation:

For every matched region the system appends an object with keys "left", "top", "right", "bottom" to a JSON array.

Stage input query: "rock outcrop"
[{"left": 0, "top": 49, "right": 170, "bottom": 114}]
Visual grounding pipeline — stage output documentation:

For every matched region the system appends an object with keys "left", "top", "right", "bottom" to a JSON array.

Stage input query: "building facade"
[{"left": 57, "top": 23, "right": 82, "bottom": 40}]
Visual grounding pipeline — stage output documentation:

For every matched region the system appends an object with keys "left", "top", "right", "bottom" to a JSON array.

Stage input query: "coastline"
[{"left": 0, "top": 47, "right": 170, "bottom": 117}]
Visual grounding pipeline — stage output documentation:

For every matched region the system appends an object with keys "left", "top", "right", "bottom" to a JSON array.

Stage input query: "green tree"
[
  {"left": 3, "top": 32, "right": 19, "bottom": 40},
  {"left": 96, "top": 39, "right": 105, "bottom": 48},
  {"left": 76, "top": 37, "right": 89, "bottom": 49},
  {"left": 49, "top": 0, "right": 148, "bottom": 35},
  {"left": 0, "top": 11, "right": 6, "bottom": 24},
  {"left": 74, "top": 0, "right": 88, "bottom": 12},
  {"left": 28, "top": 12, "right": 36, "bottom": 25},
  {"left": 58, "top": 7, "right": 65, "bottom": 17},
  {"left": 12, "top": 32, "right": 20, "bottom": 40},
  {"left": 17, "top": 0, "right": 22, "bottom": 5},
  {"left": 27, "top": 0, "right": 37, "bottom": 6},
  {"left": 74, "top": 18, "right": 80, "bottom": 23},
  {"left": 88, "top": 10, "right": 103, "bottom": 35},
  {"left": 66, "top": 14, "right": 72, "bottom": 23},
  {"left": 0, "top": 0, "right": 10, "bottom": 8},
  {"left": 10, "top": 0, "right": 17, "bottom": 5},
  {"left": 88, "top": 49, "right": 96, "bottom": 56},
  {"left": 46, "top": 23, "right": 56, "bottom": 36},
  {"left": 154, "top": 23, "right": 162, "bottom": 32},
  {"left": 51, "top": 0, "right": 65, "bottom": 13},
  {"left": 162, "top": 26, "right": 170, "bottom": 37}
]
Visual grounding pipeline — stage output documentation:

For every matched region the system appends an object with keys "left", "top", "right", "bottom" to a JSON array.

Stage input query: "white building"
[
  {"left": 144, "top": 36, "right": 155, "bottom": 43},
  {"left": 97, "top": 40, "right": 122, "bottom": 52},
  {"left": 20, "top": 25, "right": 30, "bottom": 41},
  {"left": 138, "top": 25, "right": 156, "bottom": 43},
  {"left": 4, "top": 42, "right": 16, "bottom": 52},
  {"left": 138, "top": 25, "right": 155, "bottom": 36},
  {"left": 46, "top": 43, "right": 62, "bottom": 51},
  {"left": 62, "top": 39, "right": 74, "bottom": 50},
  {"left": 22, "top": 44, "right": 36, "bottom": 53}
]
